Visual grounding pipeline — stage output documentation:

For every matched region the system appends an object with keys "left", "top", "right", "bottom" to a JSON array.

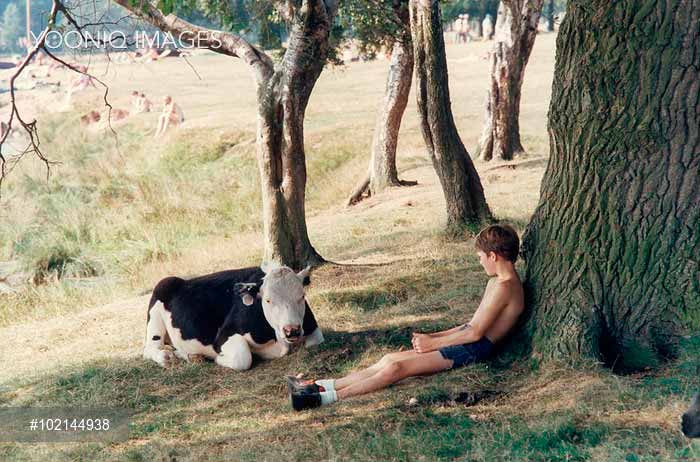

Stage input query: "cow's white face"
[{"left": 259, "top": 265, "right": 310, "bottom": 344}]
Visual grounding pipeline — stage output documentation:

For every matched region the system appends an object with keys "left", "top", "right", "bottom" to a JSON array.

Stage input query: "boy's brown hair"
[{"left": 475, "top": 224, "right": 520, "bottom": 263}]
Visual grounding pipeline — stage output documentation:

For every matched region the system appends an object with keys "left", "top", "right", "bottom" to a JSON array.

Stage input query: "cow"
[
  {"left": 682, "top": 394, "right": 700, "bottom": 438},
  {"left": 142, "top": 265, "right": 324, "bottom": 370}
]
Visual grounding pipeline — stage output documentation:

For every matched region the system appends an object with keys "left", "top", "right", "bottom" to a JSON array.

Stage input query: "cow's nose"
[{"left": 283, "top": 325, "right": 302, "bottom": 339}]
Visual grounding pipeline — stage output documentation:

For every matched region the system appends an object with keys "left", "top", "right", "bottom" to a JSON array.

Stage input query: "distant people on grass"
[
  {"left": 140, "top": 94, "right": 153, "bottom": 112},
  {"left": 482, "top": 14, "right": 494, "bottom": 41},
  {"left": 140, "top": 46, "right": 186, "bottom": 63},
  {"left": 65, "top": 66, "right": 96, "bottom": 106},
  {"left": 131, "top": 91, "right": 153, "bottom": 114},
  {"left": 80, "top": 110, "right": 101, "bottom": 127},
  {"left": 154, "top": 95, "right": 184, "bottom": 137},
  {"left": 458, "top": 14, "right": 471, "bottom": 44},
  {"left": 80, "top": 108, "right": 130, "bottom": 131},
  {"left": 110, "top": 108, "right": 130, "bottom": 123}
]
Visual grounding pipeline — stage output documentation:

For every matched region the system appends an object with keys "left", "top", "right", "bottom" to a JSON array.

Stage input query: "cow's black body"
[{"left": 148, "top": 266, "right": 319, "bottom": 352}]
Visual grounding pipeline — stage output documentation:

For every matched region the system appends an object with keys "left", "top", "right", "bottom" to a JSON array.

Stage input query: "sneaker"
[
  {"left": 290, "top": 390, "right": 322, "bottom": 411},
  {"left": 285, "top": 375, "right": 322, "bottom": 394}
]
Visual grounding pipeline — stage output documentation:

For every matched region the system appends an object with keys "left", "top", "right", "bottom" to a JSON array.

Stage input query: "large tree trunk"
[
  {"left": 255, "top": 0, "right": 337, "bottom": 269},
  {"left": 409, "top": 0, "right": 491, "bottom": 233},
  {"left": 347, "top": 3, "right": 416, "bottom": 206},
  {"left": 522, "top": 0, "right": 700, "bottom": 371},
  {"left": 347, "top": 38, "right": 416, "bottom": 205},
  {"left": 476, "top": 0, "right": 543, "bottom": 162}
]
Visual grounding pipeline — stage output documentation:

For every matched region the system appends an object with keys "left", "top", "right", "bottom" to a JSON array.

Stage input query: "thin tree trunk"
[
  {"left": 347, "top": 38, "right": 416, "bottom": 205},
  {"left": 522, "top": 0, "right": 699, "bottom": 371},
  {"left": 112, "top": 0, "right": 335, "bottom": 270},
  {"left": 476, "top": 0, "right": 543, "bottom": 162},
  {"left": 257, "top": 0, "right": 336, "bottom": 269},
  {"left": 369, "top": 38, "right": 417, "bottom": 193},
  {"left": 347, "top": 3, "right": 417, "bottom": 206},
  {"left": 409, "top": 0, "right": 491, "bottom": 234}
]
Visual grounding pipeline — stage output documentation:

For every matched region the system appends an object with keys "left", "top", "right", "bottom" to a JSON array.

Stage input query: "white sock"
[
  {"left": 315, "top": 379, "right": 336, "bottom": 392},
  {"left": 320, "top": 390, "right": 338, "bottom": 405}
]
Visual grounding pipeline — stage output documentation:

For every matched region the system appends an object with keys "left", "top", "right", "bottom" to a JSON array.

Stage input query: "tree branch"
[
  {"left": 0, "top": 0, "right": 63, "bottom": 189},
  {"left": 0, "top": 0, "right": 129, "bottom": 190},
  {"left": 111, "top": 0, "right": 274, "bottom": 84}
]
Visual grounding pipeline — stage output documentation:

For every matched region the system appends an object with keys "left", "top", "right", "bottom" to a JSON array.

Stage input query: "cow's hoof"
[
  {"left": 155, "top": 349, "right": 174, "bottom": 368},
  {"left": 189, "top": 354, "right": 208, "bottom": 363}
]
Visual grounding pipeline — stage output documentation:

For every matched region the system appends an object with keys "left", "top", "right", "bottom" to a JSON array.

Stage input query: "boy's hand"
[{"left": 412, "top": 333, "right": 437, "bottom": 353}]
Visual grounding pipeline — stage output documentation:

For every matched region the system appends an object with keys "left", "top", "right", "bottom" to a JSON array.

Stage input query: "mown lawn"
[{"left": 1, "top": 240, "right": 698, "bottom": 461}]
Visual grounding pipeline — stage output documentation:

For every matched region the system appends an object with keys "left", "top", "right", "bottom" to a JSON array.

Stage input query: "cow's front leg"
[
  {"left": 143, "top": 301, "right": 174, "bottom": 368},
  {"left": 255, "top": 340, "right": 291, "bottom": 360},
  {"left": 215, "top": 334, "right": 253, "bottom": 370},
  {"left": 173, "top": 349, "right": 190, "bottom": 362},
  {"left": 304, "top": 328, "right": 325, "bottom": 348}
]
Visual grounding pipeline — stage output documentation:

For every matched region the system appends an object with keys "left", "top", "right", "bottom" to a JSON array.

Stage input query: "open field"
[{"left": 1, "top": 34, "right": 699, "bottom": 461}]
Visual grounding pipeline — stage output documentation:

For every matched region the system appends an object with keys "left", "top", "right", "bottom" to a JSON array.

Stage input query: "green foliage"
[
  {"left": 337, "top": 0, "right": 408, "bottom": 57},
  {"left": 441, "top": 0, "right": 499, "bottom": 24},
  {"left": 0, "top": 2, "right": 23, "bottom": 54}
]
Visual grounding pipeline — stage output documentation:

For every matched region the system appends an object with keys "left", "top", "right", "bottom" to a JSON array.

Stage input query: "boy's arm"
[
  {"left": 427, "top": 324, "right": 469, "bottom": 338},
  {"left": 413, "top": 284, "right": 510, "bottom": 352}
]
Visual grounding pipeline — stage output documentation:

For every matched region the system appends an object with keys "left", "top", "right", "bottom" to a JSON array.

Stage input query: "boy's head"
[{"left": 475, "top": 225, "right": 519, "bottom": 274}]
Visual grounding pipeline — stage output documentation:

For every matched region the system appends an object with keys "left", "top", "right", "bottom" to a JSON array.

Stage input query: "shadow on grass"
[{"left": 3, "top": 336, "right": 698, "bottom": 461}]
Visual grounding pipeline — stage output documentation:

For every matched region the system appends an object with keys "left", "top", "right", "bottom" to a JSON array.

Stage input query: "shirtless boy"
[{"left": 288, "top": 224, "right": 524, "bottom": 411}]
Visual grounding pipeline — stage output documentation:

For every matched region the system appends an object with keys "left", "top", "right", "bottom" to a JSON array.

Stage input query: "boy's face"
[{"left": 477, "top": 250, "right": 498, "bottom": 276}]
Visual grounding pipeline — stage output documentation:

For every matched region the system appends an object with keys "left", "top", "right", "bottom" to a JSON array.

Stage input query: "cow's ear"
[
  {"left": 261, "top": 261, "right": 281, "bottom": 274},
  {"left": 297, "top": 266, "right": 311, "bottom": 286},
  {"left": 234, "top": 282, "right": 260, "bottom": 306}
]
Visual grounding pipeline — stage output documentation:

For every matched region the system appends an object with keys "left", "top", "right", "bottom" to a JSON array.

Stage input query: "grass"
[
  {"left": 1, "top": 34, "right": 699, "bottom": 461},
  {"left": 0, "top": 116, "right": 366, "bottom": 326},
  {"left": 1, "top": 239, "right": 698, "bottom": 461},
  {"left": 1, "top": 329, "right": 697, "bottom": 461}
]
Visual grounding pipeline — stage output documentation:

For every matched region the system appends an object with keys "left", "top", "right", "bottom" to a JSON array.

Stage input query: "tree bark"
[
  {"left": 113, "top": 0, "right": 335, "bottom": 270},
  {"left": 256, "top": 0, "right": 337, "bottom": 268},
  {"left": 347, "top": 3, "right": 417, "bottom": 206},
  {"left": 522, "top": 0, "right": 700, "bottom": 371},
  {"left": 347, "top": 38, "right": 416, "bottom": 205},
  {"left": 476, "top": 0, "right": 543, "bottom": 162},
  {"left": 409, "top": 0, "right": 491, "bottom": 233}
]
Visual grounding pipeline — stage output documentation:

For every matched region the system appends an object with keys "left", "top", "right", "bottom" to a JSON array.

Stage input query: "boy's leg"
[
  {"left": 337, "top": 351, "right": 452, "bottom": 400},
  {"left": 335, "top": 350, "right": 419, "bottom": 390}
]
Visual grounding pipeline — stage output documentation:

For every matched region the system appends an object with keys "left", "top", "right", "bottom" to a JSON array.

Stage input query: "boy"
[{"left": 288, "top": 224, "right": 524, "bottom": 411}]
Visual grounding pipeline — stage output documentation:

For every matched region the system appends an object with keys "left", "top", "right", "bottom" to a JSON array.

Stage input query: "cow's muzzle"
[{"left": 283, "top": 325, "right": 302, "bottom": 342}]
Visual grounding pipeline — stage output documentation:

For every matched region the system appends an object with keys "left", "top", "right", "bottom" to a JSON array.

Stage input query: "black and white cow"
[{"left": 142, "top": 265, "right": 324, "bottom": 370}]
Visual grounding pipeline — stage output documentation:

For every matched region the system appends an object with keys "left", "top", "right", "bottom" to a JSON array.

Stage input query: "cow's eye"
[{"left": 265, "top": 299, "right": 271, "bottom": 304}]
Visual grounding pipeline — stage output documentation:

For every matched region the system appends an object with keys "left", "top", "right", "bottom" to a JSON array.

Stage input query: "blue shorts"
[{"left": 438, "top": 337, "right": 494, "bottom": 369}]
